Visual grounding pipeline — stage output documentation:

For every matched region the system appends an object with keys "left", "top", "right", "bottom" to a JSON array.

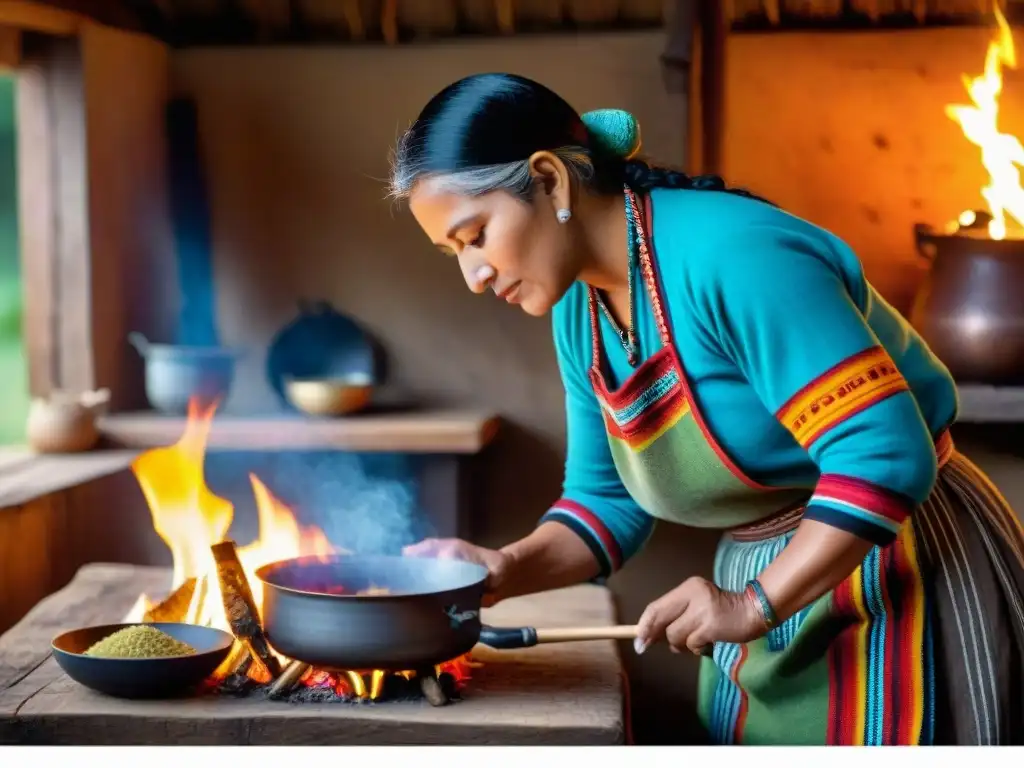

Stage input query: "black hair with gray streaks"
[{"left": 389, "top": 73, "right": 767, "bottom": 203}]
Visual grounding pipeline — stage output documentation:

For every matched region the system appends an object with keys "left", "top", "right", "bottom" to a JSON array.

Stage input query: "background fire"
[{"left": 946, "top": 2, "right": 1024, "bottom": 239}]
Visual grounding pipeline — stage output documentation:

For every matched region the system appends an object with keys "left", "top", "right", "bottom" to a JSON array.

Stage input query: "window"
[{"left": 0, "top": 73, "right": 27, "bottom": 445}]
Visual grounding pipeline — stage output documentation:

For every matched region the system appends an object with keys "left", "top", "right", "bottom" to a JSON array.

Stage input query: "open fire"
[
  {"left": 945, "top": 2, "right": 1024, "bottom": 239},
  {"left": 122, "top": 399, "right": 474, "bottom": 703}
]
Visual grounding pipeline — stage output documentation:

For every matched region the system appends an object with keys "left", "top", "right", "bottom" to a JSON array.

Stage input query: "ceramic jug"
[{"left": 26, "top": 388, "right": 111, "bottom": 453}]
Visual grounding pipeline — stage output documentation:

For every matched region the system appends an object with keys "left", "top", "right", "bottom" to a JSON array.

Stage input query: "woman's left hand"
[{"left": 634, "top": 576, "right": 766, "bottom": 656}]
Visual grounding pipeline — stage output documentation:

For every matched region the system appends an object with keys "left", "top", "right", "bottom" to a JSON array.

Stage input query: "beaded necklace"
[{"left": 593, "top": 188, "right": 643, "bottom": 366}]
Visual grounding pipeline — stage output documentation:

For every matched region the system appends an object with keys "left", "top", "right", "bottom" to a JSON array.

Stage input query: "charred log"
[
  {"left": 211, "top": 539, "right": 282, "bottom": 682},
  {"left": 268, "top": 660, "right": 311, "bottom": 700}
]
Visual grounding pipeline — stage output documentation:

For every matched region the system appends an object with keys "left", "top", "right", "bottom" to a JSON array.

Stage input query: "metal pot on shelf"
[
  {"left": 909, "top": 218, "right": 1024, "bottom": 385},
  {"left": 129, "top": 332, "right": 245, "bottom": 414}
]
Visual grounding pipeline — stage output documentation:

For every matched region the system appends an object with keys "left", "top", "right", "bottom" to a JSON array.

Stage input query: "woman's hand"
[
  {"left": 635, "top": 576, "right": 766, "bottom": 656},
  {"left": 402, "top": 538, "right": 512, "bottom": 606}
]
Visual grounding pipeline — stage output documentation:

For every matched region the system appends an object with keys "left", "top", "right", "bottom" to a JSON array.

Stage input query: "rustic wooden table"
[{"left": 0, "top": 564, "right": 627, "bottom": 745}]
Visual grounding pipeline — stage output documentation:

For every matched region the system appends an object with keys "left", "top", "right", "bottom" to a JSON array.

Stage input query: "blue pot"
[
  {"left": 266, "top": 300, "right": 382, "bottom": 411},
  {"left": 129, "top": 332, "right": 243, "bottom": 414}
]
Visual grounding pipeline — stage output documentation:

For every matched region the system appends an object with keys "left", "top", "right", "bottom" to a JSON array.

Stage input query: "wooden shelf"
[
  {"left": 956, "top": 385, "right": 1024, "bottom": 424},
  {"left": 0, "top": 449, "right": 139, "bottom": 508},
  {"left": 97, "top": 409, "right": 501, "bottom": 454}
]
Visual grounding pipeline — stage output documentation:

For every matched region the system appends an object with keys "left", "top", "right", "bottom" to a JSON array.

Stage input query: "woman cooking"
[{"left": 395, "top": 73, "right": 1024, "bottom": 745}]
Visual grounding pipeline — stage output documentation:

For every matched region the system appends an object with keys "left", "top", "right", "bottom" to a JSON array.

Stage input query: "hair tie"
[{"left": 581, "top": 109, "right": 642, "bottom": 160}]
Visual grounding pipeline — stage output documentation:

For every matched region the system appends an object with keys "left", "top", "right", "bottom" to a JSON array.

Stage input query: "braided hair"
[
  {"left": 389, "top": 73, "right": 769, "bottom": 206},
  {"left": 623, "top": 160, "right": 769, "bottom": 202}
]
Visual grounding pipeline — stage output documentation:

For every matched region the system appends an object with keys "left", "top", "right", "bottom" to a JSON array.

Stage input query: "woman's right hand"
[{"left": 402, "top": 538, "right": 512, "bottom": 606}]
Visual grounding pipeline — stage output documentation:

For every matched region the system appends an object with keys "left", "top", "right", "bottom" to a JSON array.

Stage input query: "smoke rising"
[{"left": 206, "top": 451, "right": 426, "bottom": 556}]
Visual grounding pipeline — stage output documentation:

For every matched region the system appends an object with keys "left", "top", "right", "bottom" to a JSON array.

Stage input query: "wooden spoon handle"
[{"left": 534, "top": 625, "right": 639, "bottom": 643}]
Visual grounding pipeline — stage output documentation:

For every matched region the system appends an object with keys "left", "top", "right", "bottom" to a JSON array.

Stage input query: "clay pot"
[
  {"left": 909, "top": 223, "right": 1024, "bottom": 384},
  {"left": 26, "top": 389, "right": 110, "bottom": 454}
]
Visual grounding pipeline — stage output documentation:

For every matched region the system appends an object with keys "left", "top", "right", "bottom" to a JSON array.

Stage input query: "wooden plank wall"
[{"left": 0, "top": 471, "right": 169, "bottom": 635}]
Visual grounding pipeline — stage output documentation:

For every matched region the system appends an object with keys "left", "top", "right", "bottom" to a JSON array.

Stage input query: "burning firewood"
[
  {"left": 417, "top": 669, "right": 449, "bottom": 707},
  {"left": 215, "top": 642, "right": 253, "bottom": 678},
  {"left": 268, "top": 660, "right": 312, "bottom": 699},
  {"left": 211, "top": 539, "right": 282, "bottom": 682},
  {"left": 142, "top": 578, "right": 197, "bottom": 623}
]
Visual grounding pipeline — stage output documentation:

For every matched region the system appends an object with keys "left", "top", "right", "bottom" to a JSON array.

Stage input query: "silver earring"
[{"left": 556, "top": 208, "right": 572, "bottom": 224}]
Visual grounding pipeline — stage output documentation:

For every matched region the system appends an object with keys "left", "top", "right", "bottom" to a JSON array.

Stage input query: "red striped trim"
[
  {"left": 814, "top": 474, "right": 914, "bottom": 525},
  {"left": 891, "top": 527, "right": 926, "bottom": 745},
  {"left": 803, "top": 386, "right": 906, "bottom": 448},
  {"left": 778, "top": 347, "right": 884, "bottom": 413},
  {"left": 598, "top": 383, "right": 688, "bottom": 447},
  {"left": 621, "top": 390, "right": 687, "bottom": 445},
  {"left": 775, "top": 347, "right": 910, "bottom": 449},
  {"left": 550, "top": 498, "right": 623, "bottom": 572},
  {"left": 731, "top": 644, "right": 750, "bottom": 743},
  {"left": 590, "top": 346, "right": 676, "bottom": 408},
  {"left": 880, "top": 539, "right": 898, "bottom": 745},
  {"left": 827, "top": 576, "right": 858, "bottom": 744},
  {"left": 801, "top": 383, "right": 908, "bottom": 448},
  {"left": 728, "top": 431, "right": 953, "bottom": 545},
  {"left": 599, "top": 407, "right": 625, "bottom": 440},
  {"left": 826, "top": 529, "right": 927, "bottom": 745}
]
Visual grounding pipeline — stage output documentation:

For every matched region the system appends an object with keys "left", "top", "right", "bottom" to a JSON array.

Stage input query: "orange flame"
[
  {"left": 123, "top": 398, "right": 474, "bottom": 699},
  {"left": 946, "top": 2, "right": 1024, "bottom": 239},
  {"left": 124, "top": 400, "right": 337, "bottom": 630}
]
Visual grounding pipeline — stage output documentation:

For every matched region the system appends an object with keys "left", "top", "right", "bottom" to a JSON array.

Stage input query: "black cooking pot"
[
  {"left": 909, "top": 222, "right": 1024, "bottom": 384},
  {"left": 255, "top": 555, "right": 639, "bottom": 671}
]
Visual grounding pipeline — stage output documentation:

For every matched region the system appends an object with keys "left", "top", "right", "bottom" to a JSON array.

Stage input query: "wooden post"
[{"left": 0, "top": 26, "right": 20, "bottom": 70}]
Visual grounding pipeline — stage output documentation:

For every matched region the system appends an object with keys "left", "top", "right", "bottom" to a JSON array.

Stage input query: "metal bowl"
[
  {"left": 284, "top": 375, "right": 373, "bottom": 417},
  {"left": 51, "top": 622, "right": 234, "bottom": 699}
]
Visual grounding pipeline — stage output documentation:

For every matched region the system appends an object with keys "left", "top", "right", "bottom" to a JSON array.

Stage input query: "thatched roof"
[
  {"left": 23, "top": 1, "right": 1014, "bottom": 47},
  {"left": 30, "top": 1, "right": 666, "bottom": 46}
]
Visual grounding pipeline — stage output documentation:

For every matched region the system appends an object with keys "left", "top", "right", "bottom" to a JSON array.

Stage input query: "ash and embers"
[{"left": 215, "top": 667, "right": 464, "bottom": 706}]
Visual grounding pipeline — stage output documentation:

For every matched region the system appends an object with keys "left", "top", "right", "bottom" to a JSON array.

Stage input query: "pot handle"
[
  {"left": 128, "top": 331, "right": 150, "bottom": 355},
  {"left": 913, "top": 223, "right": 939, "bottom": 262},
  {"left": 478, "top": 624, "right": 639, "bottom": 649}
]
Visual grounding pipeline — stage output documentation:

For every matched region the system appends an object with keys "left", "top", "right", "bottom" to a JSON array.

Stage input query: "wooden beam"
[
  {"left": 0, "top": 1, "right": 171, "bottom": 40},
  {"left": 0, "top": 1, "right": 79, "bottom": 35},
  {"left": 15, "top": 1, "right": 157, "bottom": 35}
]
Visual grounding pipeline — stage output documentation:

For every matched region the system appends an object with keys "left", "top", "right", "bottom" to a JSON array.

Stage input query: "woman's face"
[{"left": 408, "top": 176, "right": 581, "bottom": 317}]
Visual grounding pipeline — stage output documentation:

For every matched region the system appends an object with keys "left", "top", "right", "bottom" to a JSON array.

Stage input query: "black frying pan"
[{"left": 254, "top": 555, "right": 637, "bottom": 670}]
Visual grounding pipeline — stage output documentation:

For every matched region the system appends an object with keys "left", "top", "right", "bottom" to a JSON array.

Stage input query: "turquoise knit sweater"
[{"left": 540, "top": 187, "right": 959, "bottom": 576}]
